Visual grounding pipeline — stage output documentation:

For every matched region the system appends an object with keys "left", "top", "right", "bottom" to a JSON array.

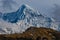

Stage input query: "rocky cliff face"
[{"left": 0, "top": 27, "right": 60, "bottom": 40}]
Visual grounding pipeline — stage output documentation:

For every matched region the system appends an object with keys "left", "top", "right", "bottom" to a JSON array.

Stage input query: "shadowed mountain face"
[
  {"left": 0, "top": 27, "right": 60, "bottom": 40},
  {"left": 2, "top": 4, "right": 26, "bottom": 23}
]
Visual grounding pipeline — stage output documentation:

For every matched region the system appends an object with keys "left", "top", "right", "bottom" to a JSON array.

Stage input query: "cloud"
[{"left": 0, "top": 18, "right": 21, "bottom": 34}]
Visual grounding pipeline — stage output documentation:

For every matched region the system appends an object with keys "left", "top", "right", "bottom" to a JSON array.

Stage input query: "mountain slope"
[
  {"left": 0, "top": 4, "right": 59, "bottom": 34},
  {"left": 0, "top": 27, "right": 60, "bottom": 40}
]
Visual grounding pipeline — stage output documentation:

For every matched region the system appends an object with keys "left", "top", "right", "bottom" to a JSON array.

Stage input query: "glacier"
[{"left": 0, "top": 4, "right": 59, "bottom": 34}]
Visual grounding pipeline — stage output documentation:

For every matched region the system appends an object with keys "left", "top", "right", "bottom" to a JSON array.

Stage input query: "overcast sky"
[{"left": 0, "top": 0, "right": 60, "bottom": 21}]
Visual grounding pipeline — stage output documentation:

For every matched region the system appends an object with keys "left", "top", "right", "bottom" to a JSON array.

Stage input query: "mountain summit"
[
  {"left": 0, "top": 4, "right": 59, "bottom": 34},
  {"left": 2, "top": 4, "right": 40, "bottom": 23}
]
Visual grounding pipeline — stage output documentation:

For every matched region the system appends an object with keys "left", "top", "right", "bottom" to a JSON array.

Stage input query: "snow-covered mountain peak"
[
  {"left": 0, "top": 4, "right": 59, "bottom": 34},
  {"left": 21, "top": 4, "right": 35, "bottom": 10}
]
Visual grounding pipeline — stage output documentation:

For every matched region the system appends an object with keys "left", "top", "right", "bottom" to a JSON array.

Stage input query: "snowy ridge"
[{"left": 0, "top": 4, "right": 59, "bottom": 34}]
